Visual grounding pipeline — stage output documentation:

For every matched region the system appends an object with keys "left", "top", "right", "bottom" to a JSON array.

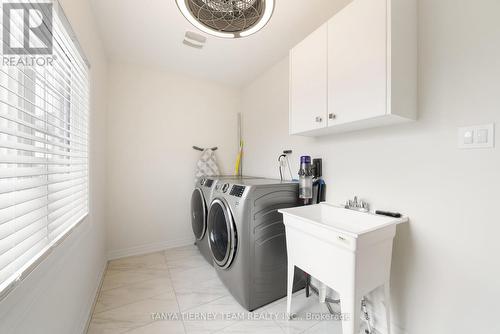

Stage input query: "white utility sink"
[{"left": 279, "top": 203, "right": 408, "bottom": 334}]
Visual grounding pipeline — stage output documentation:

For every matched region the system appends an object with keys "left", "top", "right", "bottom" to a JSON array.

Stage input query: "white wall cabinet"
[
  {"left": 289, "top": 0, "right": 417, "bottom": 136},
  {"left": 289, "top": 23, "right": 328, "bottom": 134}
]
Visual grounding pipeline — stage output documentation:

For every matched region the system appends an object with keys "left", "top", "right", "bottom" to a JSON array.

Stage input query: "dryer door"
[
  {"left": 208, "top": 198, "right": 237, "bottom": 269},
  {"left": 191, "top": 188, "right": 207, "bottom": 241}
]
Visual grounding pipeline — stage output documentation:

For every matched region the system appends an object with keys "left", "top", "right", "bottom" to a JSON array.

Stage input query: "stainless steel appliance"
[
  {"left": 207, "top": 178, "right": 305, "bottom": 311},
  {"left": 190, "top": 176, "right": 262, "bottom": 265}
]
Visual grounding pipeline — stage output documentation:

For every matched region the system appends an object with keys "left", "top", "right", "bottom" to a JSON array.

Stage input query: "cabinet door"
[
  {"left": 289, "top": 23, "right": 328, "bottom": 135},
  {"left": 327, "top": 0, "right": 387, "bottom": 127}
]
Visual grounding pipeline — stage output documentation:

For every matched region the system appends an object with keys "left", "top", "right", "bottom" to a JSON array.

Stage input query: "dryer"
[{"left": 207, "top": 178, "right": 305, "bottom": 311}]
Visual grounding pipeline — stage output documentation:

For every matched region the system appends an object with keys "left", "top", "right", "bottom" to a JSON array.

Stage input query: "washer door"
[
  {"left": 208, "top": 198, "right": 237, "bottom": 269},
  {"left": 191, "top": 188, "right": 207, "bottom": 241}
]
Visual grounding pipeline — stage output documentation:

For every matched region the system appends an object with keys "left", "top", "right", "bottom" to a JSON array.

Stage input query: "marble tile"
[
  {"left": 87, "top": 321, "right": 131, "bottom": 334},
  {"left": 166, "top": 252, "right": 212, "bottom": 273},
  {"left": 125, "top": 320, "right": 186, "bottom": 334},
  {"left": 169, "top": 265, "right": 218, "bottom": 291},
  {"left": 91, "top": 291, "right": 180, "bottom": 332},
  {"left": 88, "top": 247, "right": 342, "bottom": 334},
  {"left": 164, "top": 245, "right": 200, "bottom": 263},
  {"left": 101, "top": 268, "right": 171, "bottom": 292},
  {"left": 217, "top": 320, "right": 285, "bottom": 333},
  {"left": 302, "top": 319, "right": 343, "bottom": 334},
  {"left": 260, "top": 291, "right": 333, "bottom": 334},
  {"left": 108, "top": 252, "right": 168, "bottom": 271},
  {"left": 181, "top": 295, "right": 247, "bottom": 334},
  {"left": 95, "top": 276, "right": 174, "bottom": 313},
  {"left": 175, "top": 276, "right": 229, "bottom": 311}
]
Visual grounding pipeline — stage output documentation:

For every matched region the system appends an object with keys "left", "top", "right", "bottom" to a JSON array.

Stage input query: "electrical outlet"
[
  {"left": 463, "top": 130, "right": 474, "bottom": 144},
  {"left": 458, "top": 124, "right": 495, "bottom": 149}
]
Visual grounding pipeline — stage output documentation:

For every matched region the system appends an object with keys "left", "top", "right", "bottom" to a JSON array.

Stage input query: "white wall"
[
  {"left": 106, "top": 63, "right": 239, "bottom": 259},
  {"left": 241, "top": 1, "right": 500, "bottom": 333},
  {"left": 0, "top": 0, "right": 108, "bottom": 333}
]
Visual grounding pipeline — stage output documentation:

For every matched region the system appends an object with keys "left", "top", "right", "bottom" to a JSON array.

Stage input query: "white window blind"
[{"left": 0, "top": 1, "right": 89, "bottom": 297}]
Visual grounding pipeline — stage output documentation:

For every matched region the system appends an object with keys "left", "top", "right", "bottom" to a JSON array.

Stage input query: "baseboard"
[
  {"left": 80, "top": 260, "right": 107, "bottom": 334},
  {"left": 106, "top": 237, "right": 195, "bottom": 261}
]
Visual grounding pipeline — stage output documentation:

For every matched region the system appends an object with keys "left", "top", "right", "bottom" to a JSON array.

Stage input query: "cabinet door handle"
[
  {"left": 315, "top": 116, "right": 323, "bottom": 123},
  {"left": 329, "top": 113, "right": 336, "bottom": 120}
]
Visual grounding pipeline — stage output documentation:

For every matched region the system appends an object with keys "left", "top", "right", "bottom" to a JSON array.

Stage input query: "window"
[{"left": 0, "top": 1, "right": 89, "bottom": 297}]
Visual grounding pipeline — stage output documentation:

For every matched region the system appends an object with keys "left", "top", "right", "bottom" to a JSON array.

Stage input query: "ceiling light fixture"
[{"left": 176, "top": 0, "right": 275, "bottom": 39}]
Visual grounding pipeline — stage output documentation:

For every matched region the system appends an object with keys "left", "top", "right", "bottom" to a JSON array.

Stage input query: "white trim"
[
  {"left": 79, "top": 261, "right": 107, "bottom": 334},
  {"left": 107, "top": 237, "right": 195, "bottom": 261},
  {"left": 54, "top": 0, "right": 91, "bottom": 68},
  {"left": 0, "top": 214, "right": 88, "bottom": 302}
]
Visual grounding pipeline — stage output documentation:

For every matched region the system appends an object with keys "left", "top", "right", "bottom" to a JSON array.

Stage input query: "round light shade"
[{"left": 176, "top": 0, "right": 275, "bottom": 39}]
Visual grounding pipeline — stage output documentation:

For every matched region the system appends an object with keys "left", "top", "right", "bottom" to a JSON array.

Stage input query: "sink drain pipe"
[{"left": 307, "top": 280, "right": 373, "bottom": 334}]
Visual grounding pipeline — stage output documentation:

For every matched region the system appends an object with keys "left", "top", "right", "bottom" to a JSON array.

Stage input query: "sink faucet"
[{"left": 345, "top": 196, "right": 370, "bottom": 213}]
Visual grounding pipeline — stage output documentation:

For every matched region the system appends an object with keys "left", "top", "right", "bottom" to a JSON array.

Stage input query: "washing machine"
[
  {"left": 191, "top": 176, "right": 263, "bottom": 265},
  {"left": 207, "top": 178, "right": 306, "bottom": 311},
  {"left": 191, "top": 177, "right": 217, "bottom": 265}
]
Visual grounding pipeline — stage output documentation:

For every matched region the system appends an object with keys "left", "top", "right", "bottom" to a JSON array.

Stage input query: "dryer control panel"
[{"left": 230, "top": 185, "right": 246, "bottom": 197}]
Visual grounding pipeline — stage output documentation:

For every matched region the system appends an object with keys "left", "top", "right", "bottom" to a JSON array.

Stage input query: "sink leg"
[
  {"left": 287, "top": 264, "right": 295, "bottom": 319},
  {"left": 305, "top": 273, "right": 311, "bottom": 298},
  {"left": 384, "top": 281, "right": 392, "bottom": 334},
  {"left": 340, "top": 290, "right": 360, "bottom": 334}
]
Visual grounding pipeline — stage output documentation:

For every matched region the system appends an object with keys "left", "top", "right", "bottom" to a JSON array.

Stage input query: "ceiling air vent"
[
  {"left": 176, "top": 0, "right": 275, "bottom": 39},
  {"left": 183, "top": 31, "right": 207, "bottom": 49}
]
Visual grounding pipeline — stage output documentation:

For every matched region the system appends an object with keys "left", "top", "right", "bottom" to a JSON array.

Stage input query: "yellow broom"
[{"left": 234, "top": 140, "right": 243, "bottom": 176}]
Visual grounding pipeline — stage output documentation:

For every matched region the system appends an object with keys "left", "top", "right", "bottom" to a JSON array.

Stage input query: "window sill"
[{"left": 0, "top": 213, "right": 89, "bottom": 302}]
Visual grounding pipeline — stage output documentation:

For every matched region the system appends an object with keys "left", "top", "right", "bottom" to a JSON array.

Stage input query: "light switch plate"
[
  {"left": 458, "top": 123, "right": 495, "bottom": 149},
  {"left": 477, "top": 129, "right": 489, "bottom": 144}
]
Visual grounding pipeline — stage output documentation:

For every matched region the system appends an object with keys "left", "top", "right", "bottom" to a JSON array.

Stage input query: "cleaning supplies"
[
  {"left": 278, "top": 150, "right": 294, "bottom": 181},
  {"left": 234, "top": 140, "right": 243, "bottom": 176},
  {"left": 312, "top": 158, "right": 325, "bottom": 204},
  {"left": 298, "top": 156, "right": 313, "bottom": 203}
]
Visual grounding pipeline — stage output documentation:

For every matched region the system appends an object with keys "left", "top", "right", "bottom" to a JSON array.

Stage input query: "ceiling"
[{"left": 90, "top": 0, "right": 351, "bottom": 86}]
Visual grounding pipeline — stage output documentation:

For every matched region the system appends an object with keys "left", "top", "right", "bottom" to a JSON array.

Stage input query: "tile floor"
[{"left": 87, "top": 245, "right": 346, "bottom": 334}]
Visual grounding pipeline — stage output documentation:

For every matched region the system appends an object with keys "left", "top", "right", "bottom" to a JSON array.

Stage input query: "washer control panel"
[
  {"left": 230, "top": 185, "right": 246, "bottom": 198},
  {"left": 222, "top": 183, "right": 230, "bottom": 193}
]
